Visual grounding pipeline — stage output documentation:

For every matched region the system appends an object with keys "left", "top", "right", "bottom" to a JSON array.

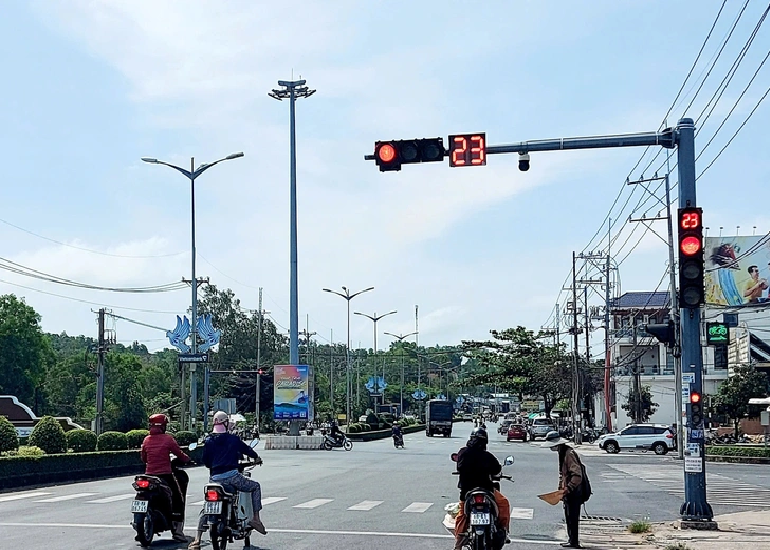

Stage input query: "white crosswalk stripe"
[
  {"left": 86, "top": 494, "right": 135, "bottom": 504},
  {"left": 36, "top": 493, "right": 97, "bottom": 503},
  {"left": 402, "top": 502, "right": 433, "bottom": 513},
  {"left": 0, "top": 491, "right": 51, "bottom": 502},
  {"left": 348, "top": 500, "right": 383, "bottom": 511},
  {"left": 293, "top": 498, "right": 334, "bottom": 509},
  {"left": 261, "top": 496, "right": 288, "bottom": 506},
  {"left": 509, "top": 507, "right": 534, "bottom": 520},
  {"left": 610, "top": 464, "right": 770, "bottom": 507}
]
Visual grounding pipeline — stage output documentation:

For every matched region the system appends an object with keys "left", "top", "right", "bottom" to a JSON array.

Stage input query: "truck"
[{"left": 426, "top": 399, "right": 454, "bottom": 437}]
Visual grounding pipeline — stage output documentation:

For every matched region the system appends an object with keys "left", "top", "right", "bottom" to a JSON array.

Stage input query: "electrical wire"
[{"left": 104, "top": 312, "right": 169, "bottom": 332}]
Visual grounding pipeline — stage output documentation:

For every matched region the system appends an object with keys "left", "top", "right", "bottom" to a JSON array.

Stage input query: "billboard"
[
  {"left": 273, "top": 365, "right": 314, "bottom": 421},
  {"left": 705, "top": 236, "right": 770, "bottom": 307}
]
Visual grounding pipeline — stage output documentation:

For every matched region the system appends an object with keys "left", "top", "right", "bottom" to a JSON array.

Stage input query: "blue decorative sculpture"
[
  {"left": 197, "top": 314, "right": 221, "bottom": 352},
  {"left": 166, "top": 316, "right": 191, "bottom": 353},
  {"left": 365, "top": 376, "right": 387, "bottom": 394},
  {"left": 412, "top": 389, "right": 427, "bottom": 400}
]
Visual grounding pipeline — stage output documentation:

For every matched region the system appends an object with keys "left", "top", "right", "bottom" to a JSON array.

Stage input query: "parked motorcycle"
[
  {"left": 203, "top": 441, "right": 261, "bottom": 550},
  {"left": 131, "top": 444, "right": 195, "bottom": 547},
  {"left": 323, "top": 433, "right": 353, "bottom": 451},
  {"left": 443, "top": 453, "right": 514, "bottom": 550},
  {"left": 393, "top": 433, "right": 405, "bottom": 449}
]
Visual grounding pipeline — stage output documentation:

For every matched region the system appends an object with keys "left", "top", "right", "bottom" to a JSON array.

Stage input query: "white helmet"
[{"left": 213, "top": 411, "right": 229, "bottom": 427}]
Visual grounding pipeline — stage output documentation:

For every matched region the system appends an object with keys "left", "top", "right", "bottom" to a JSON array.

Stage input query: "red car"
[{"left": 507, "top": 424, "right": 528, "bottom": 442}]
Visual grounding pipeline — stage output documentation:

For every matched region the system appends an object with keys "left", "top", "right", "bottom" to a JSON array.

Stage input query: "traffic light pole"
[{"left": 676, "top": 119, "right": 713, "bottom": 523}]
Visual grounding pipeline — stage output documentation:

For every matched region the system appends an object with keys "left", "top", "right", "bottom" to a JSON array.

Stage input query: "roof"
[{"left": 611, "top": 292, "right": 670, "bottom": 310}]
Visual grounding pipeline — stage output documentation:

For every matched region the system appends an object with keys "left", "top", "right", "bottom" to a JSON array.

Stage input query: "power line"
[{"left": 105, "top": 311, "right": 169, "bottom": 332}]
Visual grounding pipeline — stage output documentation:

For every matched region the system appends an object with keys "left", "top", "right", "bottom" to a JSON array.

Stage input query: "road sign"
[
  {"left": 684, "top": 456, "right": 703, "bottom": 473},
  {"left": 682, "top": 373, "right": 694, "bottom": 384},
  {"left": 178, "top": 353, "right": 208, "bottom": 363},
  {"left": 705, "top": 322, "right": 729, "bottom": 346}
]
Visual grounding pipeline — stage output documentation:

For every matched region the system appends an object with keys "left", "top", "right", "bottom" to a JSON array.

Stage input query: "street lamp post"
[
  {"left": 383, "top": 331, "right": 418, "bottom": 415},
  {"left": 142, "top": 152, "right": 243, "bottom": 432},
  {"left": 354, "top": 310, "right": 397, "bottom": 407},
  {"left": 429, "top": 361, "right": 453, "bottom": 398},
  {"left": 323, "top": 287, "right": 374, "bottom": 424},
  {"left": 269, "top": 79, "right": 316, "bottom": 368}
]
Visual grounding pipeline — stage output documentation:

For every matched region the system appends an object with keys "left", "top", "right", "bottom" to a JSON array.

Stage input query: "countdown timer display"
[{"left": 448, "top": 133, "right": 486, "bottom": 167}]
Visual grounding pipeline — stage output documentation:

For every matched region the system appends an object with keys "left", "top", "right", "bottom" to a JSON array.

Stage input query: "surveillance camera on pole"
[{"left": 518, "top": 152, "right": 530, "bottom": 171}]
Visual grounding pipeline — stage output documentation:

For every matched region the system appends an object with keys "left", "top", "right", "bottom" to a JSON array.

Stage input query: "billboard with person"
[
  {"left": 273, "top": 364, "right": 314, "bottom": 421},
  {"left": 705, "top": 235, "right": 770, "bottom": 307}
]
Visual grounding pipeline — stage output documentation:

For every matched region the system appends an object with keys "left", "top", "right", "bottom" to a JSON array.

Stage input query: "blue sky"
[{"left": 0, "top": 1, "right": 768, "bottom": 354}]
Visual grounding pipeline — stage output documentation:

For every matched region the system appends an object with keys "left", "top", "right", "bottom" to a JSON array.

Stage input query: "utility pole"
[
  {"left": 631, "top": 310, "right": 641, "bottom": 424},
  {"left": 96, "top": 308, "right": 106, "bottom": 436},
  {"left": 329, "top": 329, "right": 334, "bottom": 415},
  {"left": 571, "top": 252, "right": 579, "bottom": 444},
  {"left": 604, "top": 248, "right": 613, "bottom": 433}
]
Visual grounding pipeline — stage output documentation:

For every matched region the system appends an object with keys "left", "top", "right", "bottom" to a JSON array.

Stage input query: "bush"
[
  {"left": 126, "top": 430, "right": 149, "bottom": 449},
  {"left": 0, "top": 416, "right": 18, "bottom": 453},
  {"left": 174, "top": 431, "right": 198, "bottom": 447},
  {"left": 97, "top": 431, "right": 129, "bottom": 451},
  {"left": 628, "top": 520, "right": 651, "bottom": 533},
  {"left": 29, "top": 416, "right": 67, "bottom": 454},
  {"left": 706, "top": 445, "right": 770, "bottom": 458},
  {"left": 67, "top": 430, "right": 97, "bottom": 453},
  {"left": 348, "top": 424, "right": 360, "bottom": 434}
]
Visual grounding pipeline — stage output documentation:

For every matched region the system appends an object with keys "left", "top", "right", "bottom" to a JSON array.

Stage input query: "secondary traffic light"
[
  {"left": 690, "top": 391, "right": 703, "bottom": 426},
  {"left": 646, "top": 320, "right": 676, "bottom": 347},
  {"left": 678, "top": 207, "right": 704, "bottom": 309},
  {"left": 374, "top": 138, "right": 446, "bottom": 172}
]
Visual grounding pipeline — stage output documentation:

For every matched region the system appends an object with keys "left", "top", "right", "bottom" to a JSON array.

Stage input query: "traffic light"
[
  {"left": 678, "top": 207, "right": 704, "bottom": 308},
  {"left": 646, "top": 320, "right": 676, "bottom": 347},
  {"left": 373, "top": 138, "right": 445, "bottom": 172},
  {"left": 690, "top": 391, "right": 703, "bottom": 426}
]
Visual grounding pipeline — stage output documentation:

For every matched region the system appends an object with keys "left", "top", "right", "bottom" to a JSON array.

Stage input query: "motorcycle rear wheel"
[
  {"left": 323, "top": 440, "right": 333, "bottom": 450},
  {"left": 210, "top": 521, "right": 228, "bottom": 550},
  {"left": 133, "top": 511, "right": 154, "bottom": 547}
]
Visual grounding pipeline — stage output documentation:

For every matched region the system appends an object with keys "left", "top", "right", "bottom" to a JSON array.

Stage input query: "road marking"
[
  {"left": 509, "top": 507, "right": 534, "bottom": 520},
  {"left": 191, "top": 500, "right": 204, "bottom": 506},
  {"left": 86, "top": 494, "right": 135, "bottom": 504},
  {"left": 36, "top": 493, "right": 97, "bottom": 503},
  {"left": 0, "top": 492, "right": 51, "bottom": 502},
  {"left": 294, "top": 498, "right": 334, "bottom": 509},
  {"left": 348, "top": 500, "right": 383, "bottom": 511},
  {"left": 402, "top": 502, "right": 433, "bottom": 513},
  {"left": 0, "top": 522, "right": 562, "bottom": 543},
  {"left": 262, "top": 497, "right": 288, "bottom": 505}
]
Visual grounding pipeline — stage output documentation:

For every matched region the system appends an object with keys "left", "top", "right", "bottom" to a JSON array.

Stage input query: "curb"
[{"left": 705, "top": 455, "right": 770, "bottom": 464}]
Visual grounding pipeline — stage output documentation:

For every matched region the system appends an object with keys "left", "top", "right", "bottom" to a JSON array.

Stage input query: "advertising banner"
[
  {"left": 705, "top": 236, "right": 770, "bottom": 307},
  {"left": 273, "top": 365, "right": 314, "bottom": 421}
]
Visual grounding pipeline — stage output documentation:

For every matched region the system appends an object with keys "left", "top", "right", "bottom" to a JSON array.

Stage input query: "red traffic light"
[
  {"left": 691, "top": 392, "right": 701, "bottom": 404},
  {"left": 680, "top": 236, "right": 702, "bottom": 256},
  {"left": 377, "top": 143, "right": 396, "bottom": 163}
]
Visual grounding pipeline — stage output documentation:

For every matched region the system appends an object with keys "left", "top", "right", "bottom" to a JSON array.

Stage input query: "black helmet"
[{"left": 469, "top": 426, "right": 489, "bottom": 445}]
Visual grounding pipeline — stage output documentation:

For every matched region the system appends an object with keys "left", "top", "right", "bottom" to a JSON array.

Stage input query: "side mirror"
[
  {"left": 504, "top": 455, "right": 514, "bottom": 466},
  {"left": 188, "top": 443, "right": 198, "bottom": 451},
  {"left": 450, "top": 452, "right": 459, "bottom": 462},
  {"left": 250, "top": 439, "right": 259, "bottom": 448}
]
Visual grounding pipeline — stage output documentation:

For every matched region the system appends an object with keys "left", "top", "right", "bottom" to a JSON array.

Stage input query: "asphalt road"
[{"left": 2, "top": 421, "right": 769, "bottom": 550}]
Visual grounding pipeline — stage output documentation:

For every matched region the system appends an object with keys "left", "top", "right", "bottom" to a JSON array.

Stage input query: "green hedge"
[
  {"left": 706, "top": 445, "right": 770, "bottom": 458},
  {"left": 126, "top": 430, "right": 149, "bottom": 449},
  {"left": 0, "top": 417, "right": 19, "bottom": 453},
  {"left": 29, "top": 416, "right": 67, "bottom": 454},
  {"left": 174, "top": 431, "right": 198, "bottom": 446},
  {"left": 67, "top": 430, "right": 97, "bottom": 453},
  {"left": 347, "top": 423, "right": 426, "bottom": 442},
  {"left": 97, "top": 431, "right": 128, "bottom": 451}
]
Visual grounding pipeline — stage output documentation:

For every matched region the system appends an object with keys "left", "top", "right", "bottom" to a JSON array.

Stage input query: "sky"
[{"left": 0, "top": 1, "right": 768, "bottom": 355}]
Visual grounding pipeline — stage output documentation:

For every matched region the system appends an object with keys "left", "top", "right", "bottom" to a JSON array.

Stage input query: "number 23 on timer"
[{"left": 449, "top": 133, "right": 486, "bottom": 167}]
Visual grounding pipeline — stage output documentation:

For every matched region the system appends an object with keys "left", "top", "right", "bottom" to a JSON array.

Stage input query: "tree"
[
  {"left": 622, "top": 384, "right": 658, "bottom": 423},
  {"left": 717, "top": 364, "right": 769, "bottom": 439},
  {"left": 0, "top": 295, "right": 51, "bottom": 409}
]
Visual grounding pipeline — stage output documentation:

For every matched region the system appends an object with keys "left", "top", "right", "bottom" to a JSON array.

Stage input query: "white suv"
[
  {"left": 529, "top": 417, "right": 556, "bottom": 440},
  {"left": 598, "top": 423, "right": 675, "bottom": 455}
]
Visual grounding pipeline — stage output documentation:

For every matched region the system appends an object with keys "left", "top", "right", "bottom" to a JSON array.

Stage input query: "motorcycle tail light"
[
  {"left": 135, "top": 479, "right": 150, "bottom": 489},
  {"left": 205, "top": 490, "right": 220, "bottom": 502},
  {"left": 473, "top": 494, "right": 485, "bottom": 504}
]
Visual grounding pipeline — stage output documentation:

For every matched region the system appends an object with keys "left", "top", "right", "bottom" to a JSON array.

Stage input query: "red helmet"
[{"left": 149, "top": 414, "right": 169, "bottom": 427}]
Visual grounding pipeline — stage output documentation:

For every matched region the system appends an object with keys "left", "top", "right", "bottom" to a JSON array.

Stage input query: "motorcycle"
[
  {"left": 202, "top": 441, "right": 262, "bottom": 550},
  {"left": 323, "top": 433, "right": 353, "bottom": 451},
  {"left": 131, "top": 444, "right": 195, "bottom": 547},
  {"left": 393, "top": 432, "right": 405, "bottom": 449},
  {"left": 443, "top": 453, "right": 514, "bottom": 550}
]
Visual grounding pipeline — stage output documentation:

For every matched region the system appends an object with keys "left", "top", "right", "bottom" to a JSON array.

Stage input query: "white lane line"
[
  {"left": 347, "top": 500, "right": 383, "bottom": 511},
  {"left": 293, "top": 499, "right": 333, "bottom": 509},
  {"left": 86, "top": 494, "right": 135, "bottom": 504},
  {"left": 262, "top": 497, "right": 288, "bottom": 506},
  {"left": 509, "top": 507, "right": 534, "bottom": 520},
  {"left": 0, "top": 492, "right": 51, "bottom": 502},
  {"left": 191, "top": 500, "right": 205, "bottom": 506},
  {"left": 36, "top": 493, "right": 97, "bottom": 503},
  {"left": 0, "top": 523, "right": 563, "bottom": 543},
  {"left": 402, "top": 502, "right": 433, "bottom": 513}
]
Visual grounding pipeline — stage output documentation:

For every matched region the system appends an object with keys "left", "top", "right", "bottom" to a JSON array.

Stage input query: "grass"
[
  {"left": 664, "top": 543, "right": 690, "bottom": 550},
  {"left": 628, "top": 519, "right": 652, "bottom": 533}
]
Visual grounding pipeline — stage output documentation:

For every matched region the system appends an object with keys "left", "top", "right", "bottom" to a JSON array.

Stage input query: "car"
[
  {"left": 507, "top": 424, "right": 528, "bottom": 442},
  {"left": 598, "top": 423, "right": 675, "bottom": 455},
  {"left": 498, "top": 419, "right": 513, "bottom": 434},
  {"left": 528, "top": 417, "right": 556, "bottom": 440},
  {"left": 462, "top": 413, "right": 474, "bottom": 422}
]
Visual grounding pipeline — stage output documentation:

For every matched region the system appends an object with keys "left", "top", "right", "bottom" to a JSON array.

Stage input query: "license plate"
[
  {"left": 470, "top": 512, "right": 490, "bottom": 525},
  {"left": 131, "top": 500, "right": 148, "bottom": 513},
  {"left": 203, "top": 501, "right": 222, "bottom": 515}
]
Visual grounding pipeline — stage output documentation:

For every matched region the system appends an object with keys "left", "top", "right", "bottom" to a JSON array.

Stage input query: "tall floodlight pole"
[
  {"left": 384, "top": 331, "right": 418, "bottom": 414},
  {"left": 323, "top": 286, "right": 374, "bottom": 424},
  {"left": 142, "top": 152, "right": 244, "bottom": 431},
  {"left": 270, "top": 80, "right": 316, "bottom": 367},
  {"left": 354, "top": 310, "right": 397, "bottom": 407}
]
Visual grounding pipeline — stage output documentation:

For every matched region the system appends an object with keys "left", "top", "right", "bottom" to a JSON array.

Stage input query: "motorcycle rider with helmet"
[
  {"left": 391, "top": 421, "right": 403, "bottom": 447},
  {"left": 140, "top": 413, "right": 191, "bottom": 543},
  {"left": 453, "top": 427, "right": 511, "bottom": 550},
  {"left": 188, "top": 411, "right": 266, "bottom": 550},
  {"left": 329, "top": 420, "right": 345, "bottom": 446}
]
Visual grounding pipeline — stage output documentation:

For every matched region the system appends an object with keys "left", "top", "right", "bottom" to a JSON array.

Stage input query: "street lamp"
[
  {"left": 142, "top": 152, "right": 243, "bottom": 432},
  {"left": 429, "top": 360, "right": 453, "bottom": 399},
  {"left": 269, "top": 79, "right": 315, "bottom": 368},
  {"left": 354, "top": 310, "right": 397, "bottom": 407},
  {"left": 383, "top": 331, "right": 418, "bottom": 415},
  {"left": 323, "top": 286, "right": 374, "bottom": 424}
]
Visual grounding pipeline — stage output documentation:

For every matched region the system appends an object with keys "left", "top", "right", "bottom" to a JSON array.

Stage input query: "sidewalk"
[{"left": 579, "top": 510, "right": 770, "bottom": 549}]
